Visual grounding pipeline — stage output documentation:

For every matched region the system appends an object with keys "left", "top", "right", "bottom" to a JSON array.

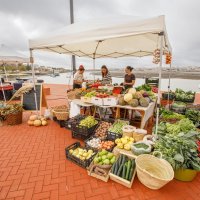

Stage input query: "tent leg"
[
  {"left": 93, "top": 57, "right": 95, "bottom": 81},
  {"left": 0, "top": 79, "right": 6, "bottom": 102},
  {"left": 167, "top": 63, "right": 172, "bottom": 107},
  {"left": 3, "top": 64, "right": 8, "bottom": 82},
  {"left": 155, "top": 32, "right": 164, "bottom": 135},
  {"left": 30, "top": 49, "right": 39, "bottom": 116}
]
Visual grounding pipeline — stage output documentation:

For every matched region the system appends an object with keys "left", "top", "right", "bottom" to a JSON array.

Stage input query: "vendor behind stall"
[
  {"left": 101, "top": 65, "right": 112, "bottom": 85},
  {"left": 123, "top": 66, "right": 135, "bottom": 89},
  {"left": 73, "top": 65, "right": 85, "bottom": 89}
]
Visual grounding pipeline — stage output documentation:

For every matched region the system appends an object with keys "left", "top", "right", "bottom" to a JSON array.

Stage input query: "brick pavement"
[{"left": 0, "top": 84, "right": 200, "bottom": 200}]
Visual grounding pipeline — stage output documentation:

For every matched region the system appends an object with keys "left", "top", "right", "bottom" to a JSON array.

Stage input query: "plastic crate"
[
  {"left": 106, "top": 131, "right": 122, "bottom": 141},
  {"left": 94, "top": 118, "right": 115, "bottom": 140},
  {"left": 65, "top": 114, "right": 86, "bottom": 129},
  {"left": 65, "top": 142, "right": 97, "bottom": 169},
  {"left": 85, "top": 136, "right": 101, "bottom": 152}
]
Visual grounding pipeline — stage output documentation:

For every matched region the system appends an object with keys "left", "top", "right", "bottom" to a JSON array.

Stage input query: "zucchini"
[
  {"left": 121, "top": 155, "right": 128, "bottom": 165},
  {"left": 122, "top": 164, "right": 127, "bottom": 179},
  {"left": 125, "top": 160, "right": 131, "bottom": 180},
  {"left": 114, "top": 161, "right": 119, "bottom": 175},
  {"left": 111, "top": 162, "right": 116, "bottom": 173},
  {"left": 117, "top": 164, "right": 124, "bottom": 176}
]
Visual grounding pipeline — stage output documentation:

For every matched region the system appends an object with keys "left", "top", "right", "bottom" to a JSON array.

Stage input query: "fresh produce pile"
[
  {"left": 115, "top": 136, "right": 134, "bottom": 150},
  {"left": 79, "top": 116, "right": 98, "bottom": 128},
  {"left": 154, "top": 131, "right": 200, "bottom": 170},
  {"left": 185, "top": 109, "right": 200, "bottom": 127},
  {"left": 84, "top": 91, "right": 96, "bottom": 98},
  {"left": 160, "top": 109, "right": 185, "bottom": 122},
  {"left": 162, "top": 91, "right": 175, "bottom": 100},
  {"left": 175, "top": 88, "right": 195, "bottom": 102},
  {"left": 28, "top": 115, "right": 48, "bottom": 127},
  {"left": 171, "top": 101, "right": 186, "bottom": 114},
  {"left": 108, "top": 120, "right": 129, "bottom": 135},
  {"left": 118, "top": 86, "right": 156, "bottom": 108},
  {"left": 155, "top": 118, "right": 196, "bottom": 136},
  {"left": 86, "top": 137, "right": 101, "bottom": 149},
  {"left": 94, "top": 121, "right": 112, "bottom": 139},
  {"left": 111, "top": 154, "right": 135, "bottom": 181},
  {"left": 93, "top": 150, "right": 116, "bottom": 165},
  {"left": 69, "top": 148, "right": 95, "bottom": 161},
  {"left": 136, "top": 84, "right": 152, "bottom": 92},
  {"left": 99, "top": 141, "right": 115, "bottom": 150},
  {"left": 88, "top": 150, "right": 116, "bottom": 178}
]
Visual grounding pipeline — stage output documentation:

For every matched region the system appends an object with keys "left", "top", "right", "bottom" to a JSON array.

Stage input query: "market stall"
[{"left": 29, "top": 15, "right": 172, "bottom": 131}]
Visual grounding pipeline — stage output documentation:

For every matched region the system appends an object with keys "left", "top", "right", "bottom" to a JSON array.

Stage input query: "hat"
[{"left": 79, "top": 65, "right": 85, "bottom": 70}]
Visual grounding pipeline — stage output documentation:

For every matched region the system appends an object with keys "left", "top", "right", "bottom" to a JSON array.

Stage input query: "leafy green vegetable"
[
  {"left": 175, "top": 88, "right": 195, "bottom": 102},
  {"left": 185, "top": 109, "right": 200, "bottom": 126},
  {"left": 136, "top": 84, "right": 151, "bottom": 92},
  {"left": 154, "top": 131, "right": 200, "bottom": 170}
]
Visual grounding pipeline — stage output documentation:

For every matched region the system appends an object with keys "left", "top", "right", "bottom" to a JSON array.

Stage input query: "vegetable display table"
[{"left": 115, "top": 102, "right": 156, "bottom": 129}]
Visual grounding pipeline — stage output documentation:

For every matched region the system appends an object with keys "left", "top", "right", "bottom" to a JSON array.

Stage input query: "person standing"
[
  {"left": 123, "top": 66, "right": 135, "bottom": 89},
  {"left": 73, "top": 65, "right": 85, "bottom": 89},
  {"left": 101, "top": 65, "right": 112, "bottom": 85}
]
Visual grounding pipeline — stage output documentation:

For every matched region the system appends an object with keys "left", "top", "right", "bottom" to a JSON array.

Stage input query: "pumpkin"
[
  {"left": 28, "top": 120, "right": 34, "bottom": 126},
  {"left": 33, "top": 120, "right": 42, "bottom": 127},
  {"left": 29, "top": 115, "right": 37, "bottom": 121},
  {"left": 124, "top": 93, "right": 132, "bottom": 103},
  {"left": 42, "top": 120, "right": 48, "bottom": 126},
  {"left": 128, "top": 88, "right": 136, "bottom": 95}
]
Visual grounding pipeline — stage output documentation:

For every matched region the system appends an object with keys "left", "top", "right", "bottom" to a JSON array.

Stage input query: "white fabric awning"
[{"left": 29, "top": 15, "right": 172, "bottom": 58}]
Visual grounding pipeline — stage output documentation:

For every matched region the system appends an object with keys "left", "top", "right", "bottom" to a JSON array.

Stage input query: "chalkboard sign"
[{"left": 22, "top": 84, "right": 42, "bottom": 111}]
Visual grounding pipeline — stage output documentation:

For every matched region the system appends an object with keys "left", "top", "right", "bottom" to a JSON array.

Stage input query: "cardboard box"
[
  {"left": 81, "top": 96, "right": 92, "bottom": 103},
  {"left": 109, "top": 153, "right": 136, "bottom": 188},
  {"left": 103, "top": 97, "right": 117, "bottom": 106},
  {"left": 91, "top": 97, "right": 104, "bottom": 106}
]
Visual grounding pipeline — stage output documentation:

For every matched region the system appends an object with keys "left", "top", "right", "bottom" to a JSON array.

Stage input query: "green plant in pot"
[
  {"left": 154, "top": 128, "right": 200, "bottom": 182},
  {"left": 1, "top": 103, "right": 23, "bottom": 125}
]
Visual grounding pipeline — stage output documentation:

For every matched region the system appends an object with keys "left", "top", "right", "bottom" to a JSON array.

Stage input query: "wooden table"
[
  {"left": 115, "top": 102, "right": 156, "bottom": 128},
  {"left": 72, "top": 99, "right": 156, "bottom": 128}
]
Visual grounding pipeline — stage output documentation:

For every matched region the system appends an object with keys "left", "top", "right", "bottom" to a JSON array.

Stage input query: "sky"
[{"left": 0, "top": 0, "right": 200, "bottom": 69}]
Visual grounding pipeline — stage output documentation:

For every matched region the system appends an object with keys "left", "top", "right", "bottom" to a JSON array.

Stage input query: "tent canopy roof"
[{"left": 29, "top": 15, "right": 171, "bottom": 59}]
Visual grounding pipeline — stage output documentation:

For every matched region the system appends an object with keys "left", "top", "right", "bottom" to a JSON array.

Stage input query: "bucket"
[{"left": 174, "top": 168, "right": 198, "bottom": 182}]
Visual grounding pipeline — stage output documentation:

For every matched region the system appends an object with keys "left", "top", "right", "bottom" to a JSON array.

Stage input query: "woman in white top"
[{"left": 73, "top": 65, "right": 85, "bottom": 89}]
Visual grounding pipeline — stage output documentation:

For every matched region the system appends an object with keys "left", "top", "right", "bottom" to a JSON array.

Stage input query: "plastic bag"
[
  {"left": 44, "top": 108, "right": 51, "bottom": 119},
  {"left": 70, "top": 101, "right": 80, "bottom": 118},
  {"left": 131, "top": 141, "right": 152, "bottom": 155}
]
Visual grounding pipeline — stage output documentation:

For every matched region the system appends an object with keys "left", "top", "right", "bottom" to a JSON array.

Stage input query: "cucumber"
[
  {"left": 125, "top": 160, "right": 131, "bottom": 180},
  {"left": 118, "top": 154, "right": 123, "bottom": 165},
  {"left": 113, "top": 161, "right": 119, "bottom": 175},
  {"left": 128, "top": 167, "right": 134, "bottom": 181},
  {"left": 122, "top": 164, "right": 127, "bottom": 179},
  {"left": 121, "top": 155, "right": 128, "bottom": 165},
  {"left": 117, "top": 164, "right": 124, "bottom": 176}
]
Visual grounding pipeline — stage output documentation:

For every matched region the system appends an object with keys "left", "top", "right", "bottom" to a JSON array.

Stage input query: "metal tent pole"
[
  {"left": 155, "top": 32, "right": 164, "bottom": 135},
  {"left": 30, "top": 49, "right": 39, "bottom": 116},
  {"left": 3, "top": 63, "right": 8, "bottom": 81},
  {"left": 167, "top": 63, "right": 172, "bottom": 107},
  {"left": 69, "top": 0, "right": 76, "bottom": 75}
]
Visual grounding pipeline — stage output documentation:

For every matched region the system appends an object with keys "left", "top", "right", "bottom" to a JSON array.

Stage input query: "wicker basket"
[
  {"left": 51, "top": 105, "right": 69, "bottom": 120},
  {"left": 135, "top": 154, "right": 174, "bottom": 190},
  {"left": 6, "top": 111, "right": 23, "bottom": 125}
]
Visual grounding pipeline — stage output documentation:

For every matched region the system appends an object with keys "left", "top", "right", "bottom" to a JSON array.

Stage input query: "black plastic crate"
[
  {"left": 162, "top": 93, "right": 175, "bottom": 100},
  {"left": 93, "top": 118, "right": 114, "bottom": 140},
  {"left": 106, "top": 131, "right": 122, "bottom": 141},
  {"left": 65, "top": 142, "right": 97, "bottom": 168},
  {"left": 66, "top": 114, "right": 86, "bottom": 130}
]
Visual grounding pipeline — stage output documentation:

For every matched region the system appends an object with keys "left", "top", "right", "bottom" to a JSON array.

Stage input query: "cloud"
[{"left": 0, "top": 0, "right": 200, "bottom": 68}]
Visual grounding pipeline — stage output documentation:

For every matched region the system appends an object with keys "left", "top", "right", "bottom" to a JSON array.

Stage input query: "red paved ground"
[{"left": 0, "top": 84, "right": 200, "bottom": 200}]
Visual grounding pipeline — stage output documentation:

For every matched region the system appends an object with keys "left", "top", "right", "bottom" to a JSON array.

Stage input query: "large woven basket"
[
  {"left": 51, "top": 105, "right": 69, "bottom": 120},
  {"left": 6, "top": 111, "right": 23, "bottom": 125},
  {"left": 135, "top": 154, "right": 174, "bottom": 190}
]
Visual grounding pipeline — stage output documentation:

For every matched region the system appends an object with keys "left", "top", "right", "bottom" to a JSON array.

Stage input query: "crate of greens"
[
  {"left": 107, "top": 120, "right": 129, "bottom": 141},
  {"left": 71, "top": 116, "right": 99, "bottom": 140}
]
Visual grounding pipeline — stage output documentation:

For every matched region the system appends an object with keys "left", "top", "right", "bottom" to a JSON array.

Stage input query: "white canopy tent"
[{"left": 29, "top": 15, "right": 172, "bottom": 133}]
